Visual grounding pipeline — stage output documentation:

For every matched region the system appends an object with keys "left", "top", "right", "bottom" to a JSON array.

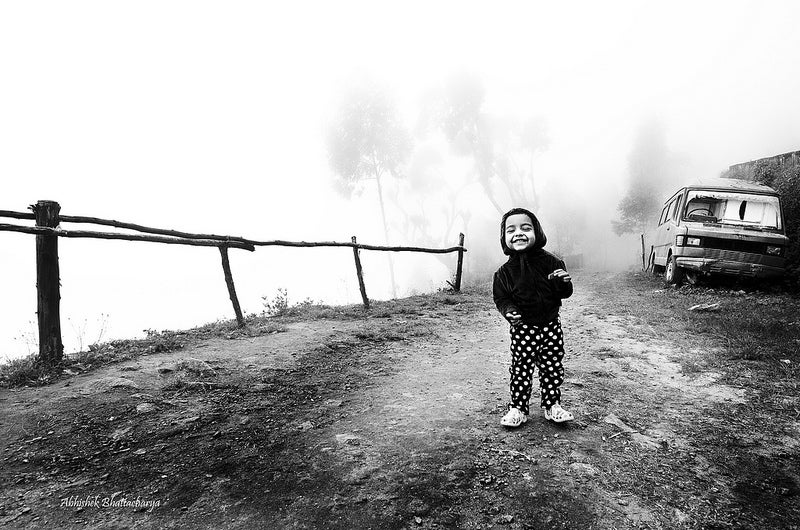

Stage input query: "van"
[{"left": 651, "top": 177, "right": 789, "bottom": 285}]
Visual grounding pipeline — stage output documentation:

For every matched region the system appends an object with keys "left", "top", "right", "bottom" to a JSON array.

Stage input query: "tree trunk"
[
  {"left": 374, "top": 167, "right": 398, "bottom": 298},
  {"left": 474, "top": 131, "right": 504, "bottom": 215},
  {"left": 478, "top": 176, "right": 505, "bottom": 215}
]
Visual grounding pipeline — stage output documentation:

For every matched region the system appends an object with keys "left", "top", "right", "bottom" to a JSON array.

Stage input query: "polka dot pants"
[{"left": 508, "top": 318, "right": 565, "bottom": 414}]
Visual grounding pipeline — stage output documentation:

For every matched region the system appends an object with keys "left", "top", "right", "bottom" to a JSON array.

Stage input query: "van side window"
[
  {"left": 659, "top": 205, "right": 669, "bottom": 225},
  {"left": 671, "top": 196, "right": 682, "bottom": 222},
  {"left": 664, "top": 199, "right": 677, "bottom": 223}
]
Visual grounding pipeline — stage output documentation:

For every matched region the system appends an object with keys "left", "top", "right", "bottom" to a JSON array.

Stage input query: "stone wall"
[{"left": 725, "top": 150, "right": 800, "bottom": 181}]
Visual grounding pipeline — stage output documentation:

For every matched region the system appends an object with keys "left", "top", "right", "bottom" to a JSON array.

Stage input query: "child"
[{"left": 493, "top": 207, "right": 574, "bottom": 427}]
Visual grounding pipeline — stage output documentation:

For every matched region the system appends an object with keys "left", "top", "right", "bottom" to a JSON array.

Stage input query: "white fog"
[{"left": 2, "top": 0, "right": 799, "bottom": 360}]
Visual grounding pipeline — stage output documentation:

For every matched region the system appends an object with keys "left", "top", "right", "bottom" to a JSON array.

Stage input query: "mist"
[{"left": 2, "top": 1, "right": 800, "bottom": 361}]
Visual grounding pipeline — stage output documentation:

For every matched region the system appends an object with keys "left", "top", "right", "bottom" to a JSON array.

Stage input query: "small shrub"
[
  {"left": 142, "top": 329, "right": 185, "bottom": 353},
  {"left": 0, "top": 355, "right": 60, "bottom": 388},
  {"left": 261, "top": 288, "right": 316, "bottom": 317},
  {"left": 262, "top": 288, "right": 290, "bottom": 316},
  {"left": 681, "top": 358, "right": 707, "bottom": 374},
  {"left": 69, "top": 346, "right": 107, "bottom": 367},
  {"left": 66, "top": 330, "right": 186, "bottom": 369}
]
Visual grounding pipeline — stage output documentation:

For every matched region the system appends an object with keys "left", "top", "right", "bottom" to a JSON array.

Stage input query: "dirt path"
[{"left": 1, "top": 271, "right": 798, "bottom": 529}]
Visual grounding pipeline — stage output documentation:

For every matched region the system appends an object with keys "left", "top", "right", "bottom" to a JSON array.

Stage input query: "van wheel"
[{"left": 665, "top": 255, "right": 684, "bottom": 285}]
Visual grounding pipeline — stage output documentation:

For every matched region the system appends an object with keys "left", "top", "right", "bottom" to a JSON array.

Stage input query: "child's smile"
[{"left": 505, "top": 213, "right": 536, "bottom": 251}]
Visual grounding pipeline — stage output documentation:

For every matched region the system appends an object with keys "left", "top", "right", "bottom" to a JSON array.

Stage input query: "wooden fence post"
[
  {"left": 454, "top": 233, "right": 465, "bottom": 292},
  {"left": 351, "top": 236, "right": 369, "bottom": 309},
  {"left": 640, "top": 234, "right": 646, "bottom": 271},
  {"left": 218, "top": 245, "right": 245, "bottom": 327},
  {"left": 33, "top": 200, "right": 64, "bottom": 365}
]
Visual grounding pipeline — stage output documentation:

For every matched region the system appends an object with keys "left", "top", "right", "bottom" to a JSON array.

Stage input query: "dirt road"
[{"left": 1, "top": 271, "right": 798, "bottom": 529}]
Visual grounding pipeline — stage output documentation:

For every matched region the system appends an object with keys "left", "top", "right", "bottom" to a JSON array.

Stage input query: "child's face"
[{"left": 505, "top": 213, "right": 536, "bottom": 252}]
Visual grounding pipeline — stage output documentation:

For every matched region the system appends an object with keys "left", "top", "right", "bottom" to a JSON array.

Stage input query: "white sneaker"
[
  {"left": 500, "top": 407, "right": 528, "bottom": 428},
  {"left": 544, "top": 403, "right": 574, "bottom": 423}
]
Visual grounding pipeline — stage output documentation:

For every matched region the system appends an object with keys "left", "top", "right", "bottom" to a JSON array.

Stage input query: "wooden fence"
[{"left": 0, "top": 200, "right": 467, "bottom": 366}]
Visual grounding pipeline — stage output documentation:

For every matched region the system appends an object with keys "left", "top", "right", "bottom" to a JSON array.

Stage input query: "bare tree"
[
  {"left": 612, "top": 118, "right": 675, "bottom": 236},
  {"left": 389, "top": 143, "right": 471, "bottom": 258},
  {"left": 436, "top": 72, "right": 549, "bottom": 213}
]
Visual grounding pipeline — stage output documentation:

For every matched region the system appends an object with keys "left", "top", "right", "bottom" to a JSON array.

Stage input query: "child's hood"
[{"left": 500, "top": 207, "right": 548, "bottom": 256}]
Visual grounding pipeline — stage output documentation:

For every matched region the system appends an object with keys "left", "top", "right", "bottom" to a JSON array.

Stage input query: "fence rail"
[
  {"left": 0, "top": 223, "right": 256, "bottom": 250},
  {"left": 0, "top": 201, "right": 467, "bottom": 366}
]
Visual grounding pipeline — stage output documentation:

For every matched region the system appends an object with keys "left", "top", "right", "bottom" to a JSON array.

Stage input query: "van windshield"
[{"left": 683, "top": 190, "right": 782, "bottom": 230}]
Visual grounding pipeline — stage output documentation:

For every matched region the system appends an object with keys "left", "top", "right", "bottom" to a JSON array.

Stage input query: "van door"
[
  {"left": 653, "top": 193, "right": 681, "bottom": 267},
  {"left": 652, "top": 202, "right": 670, "bottom": 267}
]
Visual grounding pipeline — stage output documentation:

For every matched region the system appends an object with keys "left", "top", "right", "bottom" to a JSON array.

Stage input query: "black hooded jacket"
[{"left": 492, "top": 208, "right": 573, "bottom": 325}]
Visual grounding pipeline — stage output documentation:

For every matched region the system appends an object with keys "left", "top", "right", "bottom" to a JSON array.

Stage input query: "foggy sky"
[{"left": 2, "top": 1, "right": 800, "bottom": 360}]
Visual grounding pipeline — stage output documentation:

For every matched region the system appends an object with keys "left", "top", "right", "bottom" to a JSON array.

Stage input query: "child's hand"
[
  {"left": 505, "top": 311, "right": 522, "bottom": 326},
  {"left": 549, "top": 269, "right": 571, "bottom": 283}
]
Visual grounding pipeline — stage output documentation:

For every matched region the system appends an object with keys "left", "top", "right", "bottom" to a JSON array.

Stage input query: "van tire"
[{"left": 665, "top": 255, "right": 684, "bottom": 285}]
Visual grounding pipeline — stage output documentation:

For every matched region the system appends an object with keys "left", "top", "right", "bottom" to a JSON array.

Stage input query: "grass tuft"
[{"left": 0, "top": 355, "right": 61, "bottom": 388}]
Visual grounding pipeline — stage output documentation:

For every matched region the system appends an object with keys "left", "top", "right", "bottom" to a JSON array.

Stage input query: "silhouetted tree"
[
  {"left": 612, "top": 119, "right": 674, "bottom": 236},
  {"left": 436, "top": 72, "right": 549, "bottom": 213},
  {"left": 391, "top": 142, "right": 471, "bottom": 256},
  {"left": 326, "top": 82, "right": 412, "bottom": 297}
]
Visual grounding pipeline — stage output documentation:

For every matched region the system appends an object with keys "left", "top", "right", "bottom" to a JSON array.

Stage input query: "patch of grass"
[
  {"left": 0, "top": 328, "right": 190, "bottom": 388},
  {"left": 596, "top": 270, "right": 800, "bottom": 421},
  {"left": 353, "top": 329, "right": 407, "bottom": 342},
  {"left": 680, "top": 357, "right": 707, "bottom": 375},
  {"left": 596, "top": 345, "right": 618, "bottom": 357},
  {"left": 714, "top": 312, "right": 798, "bottom": 361},
  {"left": 255, "top": 286, "right": 486, "bottom": 324},
  {"left": 75, "top": 329, "right": 187, "bottom": 365},
  {"left": 624, "top": 271, "right": 800, "bottom": 364},
  {"left": 0, "top": 354, "right": 61, "bottom": 388},
  {"left": 195, "top": 317, "right": 287, "bottom": 338},
  {"left": 285, "top": 303, "right": 366, "bottom": 321}
]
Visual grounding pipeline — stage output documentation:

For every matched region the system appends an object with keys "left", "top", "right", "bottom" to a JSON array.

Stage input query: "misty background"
[{"left": 2, "top": 1, "right": 799, "bottom": 361}]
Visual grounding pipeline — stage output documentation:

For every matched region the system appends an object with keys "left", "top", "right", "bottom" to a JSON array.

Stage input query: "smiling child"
[{"left": 492, "top": 207, "right": 575, "bottom": 427}]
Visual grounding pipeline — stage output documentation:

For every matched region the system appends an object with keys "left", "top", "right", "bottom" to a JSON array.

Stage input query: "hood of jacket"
[{"left": 500, "top": 207, "right": 547, "bottom": 256}]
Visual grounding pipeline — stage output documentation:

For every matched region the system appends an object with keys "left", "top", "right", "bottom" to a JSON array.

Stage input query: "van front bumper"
[{"left": 675, "top": 257, "right": 785, "bottom": 278}]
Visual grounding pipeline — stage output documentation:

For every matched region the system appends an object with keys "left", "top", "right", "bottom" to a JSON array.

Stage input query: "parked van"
[{"left": 651, "top": 177, "right": 789, "bottom": 284}]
